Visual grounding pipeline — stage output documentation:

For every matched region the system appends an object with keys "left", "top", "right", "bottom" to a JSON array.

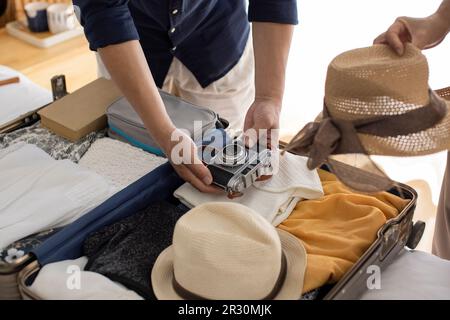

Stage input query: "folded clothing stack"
[
  {"left": 0, "top": 121, "right": 105, "bottom": 163},
  {"left": 279, "top": 169, "right": 409, "bottom": 293},
  {"left": 0, "top": 143, "right": 116, "bottom": 250},
  {"left": 79, "top": 138, "right": 168, "bottom": 190},
  {"left": 174, "top": 152, "right": 324, "bottom": 226}
]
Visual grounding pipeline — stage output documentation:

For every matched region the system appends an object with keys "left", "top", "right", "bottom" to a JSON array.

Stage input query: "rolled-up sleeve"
[
  {"left": 248, "top": 0, "right": 298, "bottom": 25},
  {"left": 73, "top": 0, "right": 139, "bottom": 50}
]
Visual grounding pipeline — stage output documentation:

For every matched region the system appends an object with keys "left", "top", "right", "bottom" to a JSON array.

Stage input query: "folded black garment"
[{"left": 83, "top": 201, "right": 186, "bottom": 300}]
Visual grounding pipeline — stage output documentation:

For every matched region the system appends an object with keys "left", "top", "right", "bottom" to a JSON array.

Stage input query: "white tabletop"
[{"left": 0, "top": 65, "right": 52, "bottom": 127}]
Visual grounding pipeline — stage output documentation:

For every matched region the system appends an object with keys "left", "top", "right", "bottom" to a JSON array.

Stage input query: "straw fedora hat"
[
  {"left": 285, "top": 44, "right": 450, "bottom": 192},
  {"left": 151, "top": 202, "right": 307, "bottom": 300}
]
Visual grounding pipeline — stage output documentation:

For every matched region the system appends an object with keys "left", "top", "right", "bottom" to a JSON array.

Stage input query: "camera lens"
[
  {"left": 224, "top": 144, "right": 240, "bottom": 156},
  {"left": 220, "top": 142, "right": 247, "bottom": 166}
]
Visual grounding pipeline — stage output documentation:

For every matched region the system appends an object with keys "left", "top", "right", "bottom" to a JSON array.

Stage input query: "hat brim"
[
  {"left": 359, "top": 96, "right": 450, "bottom": 157},
  {"left": 151, "top": 229, "right": 307, "bottom": 300}
]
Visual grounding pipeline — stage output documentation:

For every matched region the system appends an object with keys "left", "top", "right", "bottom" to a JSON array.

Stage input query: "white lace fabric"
[{"left": 79, "top": 138, "right": 168, "bottom": 190}]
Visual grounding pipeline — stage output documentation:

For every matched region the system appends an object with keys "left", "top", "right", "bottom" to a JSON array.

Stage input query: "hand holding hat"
[
  {"left": 285, "top": 44, "right": 450, "bottom": 192},
  {"left": 374, "top": 1, "right": 450, "bottom": 55},
  {"left": 374, "top": 15, "right": 450, "bottom": 55}
]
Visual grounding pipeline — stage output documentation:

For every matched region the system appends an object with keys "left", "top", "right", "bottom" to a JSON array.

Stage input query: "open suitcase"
[
  {"left": 14, "top": 156, "right": 422, "bottom": 300},
  {"left": 0, "top": 80, "right": 231, "bottom": 300}
]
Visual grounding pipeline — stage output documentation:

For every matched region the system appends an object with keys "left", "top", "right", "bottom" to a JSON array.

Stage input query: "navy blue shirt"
[{"left": 73, "top": 0, "right": 298, "bottom": 88}]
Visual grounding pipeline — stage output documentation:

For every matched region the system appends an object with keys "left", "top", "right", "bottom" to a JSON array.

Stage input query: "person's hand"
[
  {"left": 160, "top": 128, "right": 220, "bottom": 193},
  {"left": 243, "top": 98, "right": 281, "bottom": 149},
  {"left": 374, "top": 13, "right": 450, "bottom": 55}
]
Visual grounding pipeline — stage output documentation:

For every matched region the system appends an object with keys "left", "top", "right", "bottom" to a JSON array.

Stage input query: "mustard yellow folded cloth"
[{"left": 278, "top": 169, "right": 409, "bottom": 293}]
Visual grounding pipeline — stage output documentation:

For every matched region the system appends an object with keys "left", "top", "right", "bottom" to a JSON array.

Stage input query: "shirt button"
[
  {"left": 172, "top": 9, "right": 178, "bottom": 15},
  {"left": 172, "top": 46, "right": 177, "bottom": 52},
  {"left": 170, "top": 27, "right": 176, "bottom": 34}
]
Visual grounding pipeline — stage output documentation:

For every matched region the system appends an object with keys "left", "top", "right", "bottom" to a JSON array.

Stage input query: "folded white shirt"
[
  {"left": 29, "top": 257, "right": 143, "bottom": 300},
  {"left": 79, "top": 138, "right": 167, "bottom": 190},
  {"left": 0, "top": 143, "right": 116, "bottom": 249},
  {"left": 0, "top": 66, "right": 52, "bottom": 127},
  {"left": 360, "top": 249, "right": 450, "bottom": 300},
  {"left": 174, "top": 152, "right": 324, "bottom": 225}
]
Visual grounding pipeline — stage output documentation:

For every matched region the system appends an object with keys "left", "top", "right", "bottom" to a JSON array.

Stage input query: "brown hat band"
[
  {"left": 286, "top": 89, "right": 447, "bottom": 170},
  {"left": 172, "top": 252, "right": 288, "bottom": 300}
]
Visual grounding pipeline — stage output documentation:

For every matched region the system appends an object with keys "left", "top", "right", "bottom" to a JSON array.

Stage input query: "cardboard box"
[{"left": 39, "top": 78, "right": 122, "bottom": 141}]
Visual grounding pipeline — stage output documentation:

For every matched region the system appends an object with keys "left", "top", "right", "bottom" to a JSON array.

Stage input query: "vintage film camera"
[{"left": 202, "top": 139, "right": 272, "bottom": 196}]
